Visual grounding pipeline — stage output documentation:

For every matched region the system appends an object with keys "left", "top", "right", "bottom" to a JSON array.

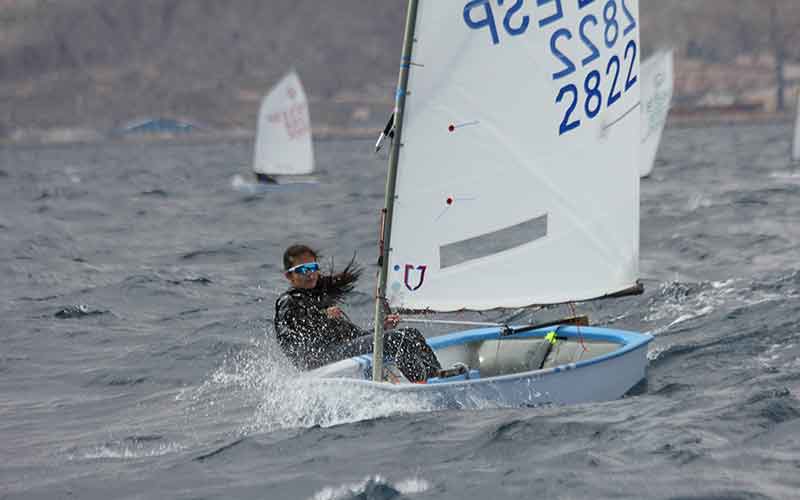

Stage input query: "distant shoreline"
[
  {"left": 667, "top": 109, "right": 795, "bottom": 128},
  {"left": 1, "top": 110, "right": 795, "bottom": 148}
]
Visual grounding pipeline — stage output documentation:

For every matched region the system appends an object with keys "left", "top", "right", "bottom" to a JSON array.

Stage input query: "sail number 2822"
[{"left": 463, "top": 0, "right": 639, "bottom": 136}]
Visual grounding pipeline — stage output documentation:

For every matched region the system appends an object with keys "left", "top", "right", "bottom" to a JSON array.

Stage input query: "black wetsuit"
[{"left": 274, "top": 287, "right": 441, "bottom": 382}]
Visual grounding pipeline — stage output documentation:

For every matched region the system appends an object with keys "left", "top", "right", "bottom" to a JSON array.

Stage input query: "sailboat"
[
  {"left": 640, "top": 49, "right": 674, "bottom": 178},
  {"left": 793, "top": 91, "right": 800, "bottom": 163},
  {"left": 308, "top": 0, "right": 653, "bottom": 408},
  {"left": 232, "top": 71, "right": 317, "bottom": 193}
]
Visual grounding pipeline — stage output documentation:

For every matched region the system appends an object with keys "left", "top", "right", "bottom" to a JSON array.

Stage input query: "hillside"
[
  {"left": 0, "top": 0, "right": 408, "bottom": 134},
  {"left": 1, "top": 0, "right": 799, "bottom": 140}
]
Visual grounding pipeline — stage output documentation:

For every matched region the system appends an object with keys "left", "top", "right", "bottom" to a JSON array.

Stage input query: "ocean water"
[{"left": 1, "top": 123, "right": 799, "bottom": 500}]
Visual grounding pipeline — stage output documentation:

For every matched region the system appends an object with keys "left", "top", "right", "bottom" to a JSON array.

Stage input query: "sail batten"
[
  {"left": 440, "top": 214, "right": 548, "bottom": 269},
  {"left": 384, "top": 0, "right": 642, "bottom": 312}
]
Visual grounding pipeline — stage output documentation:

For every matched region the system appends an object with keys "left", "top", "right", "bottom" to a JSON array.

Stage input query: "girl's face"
[{"left": 285, "top": 252, "right": 319, "bottom": 289}]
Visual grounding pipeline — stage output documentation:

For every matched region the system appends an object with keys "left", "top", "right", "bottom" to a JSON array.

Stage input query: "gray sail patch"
[{"left": 440, "top": 214, "right": 548, "bottom": 269}]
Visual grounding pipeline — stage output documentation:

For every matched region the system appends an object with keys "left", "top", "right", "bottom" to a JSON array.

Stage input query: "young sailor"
[{"left": 274, "top": 244, "right": 441, "bottom": 382}]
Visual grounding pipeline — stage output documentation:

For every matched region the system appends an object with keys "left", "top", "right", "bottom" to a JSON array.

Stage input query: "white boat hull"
[
  {"left": 230, "top": 174, "right": 319, "bottom": 194},
  {"left": 308, "top": 325, "right": 652, "bottom": 409}
]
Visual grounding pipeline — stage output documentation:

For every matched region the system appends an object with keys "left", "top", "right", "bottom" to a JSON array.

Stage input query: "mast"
[
  {"left": 793, "top": 90, "right": 800, "bottom": 162},
  {"left": 373, "top": 0, "right": 420, "bottom": 382}
]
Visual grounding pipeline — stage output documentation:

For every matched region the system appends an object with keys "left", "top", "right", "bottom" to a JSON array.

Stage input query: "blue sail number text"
[{"left": 462, "top": 0, "right": 639, "bottom": 136}]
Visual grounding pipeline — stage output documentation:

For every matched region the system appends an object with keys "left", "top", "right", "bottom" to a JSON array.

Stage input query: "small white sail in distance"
[
  {"left": 253, "top": 71, "right": 314, "bottom": 177},
  {"left": 640, "top": 49, "right": 674, "bottom": 178},
  {"left": 385, "top": 0, "right": 642, "bottom": 312},
  {"left": 793, "top": 91, "right": 800, "bottom": 162}
]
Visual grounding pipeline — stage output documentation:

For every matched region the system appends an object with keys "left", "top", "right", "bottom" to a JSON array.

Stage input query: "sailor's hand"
[
  {"left": 383, "top": 313, "right": 400, "bottom": 330},
  {"left": 326, "top": 306, "right": 344, "bottom": 319}
]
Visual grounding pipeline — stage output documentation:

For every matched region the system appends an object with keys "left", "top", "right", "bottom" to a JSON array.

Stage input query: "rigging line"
[
  {"left": 380, "top": 295, "right": 392, "bottom": 316},
  {"left": 495, "top": 326, "right": 503, "bottom": 372},
  {"left": 499, "top": 307, "right": 531, "bottom": 325},
  {"left": 603, "top": 101, "right": 641, "bottom": 131},
  {"left": 569, "top": 302, "right": 588, "bottom": 353},
  {"left": 399, "top": 318, "right": 505, "bottom": 327},
  {"left": 376, "top": 208, "right": 386, "bottom": 269}
]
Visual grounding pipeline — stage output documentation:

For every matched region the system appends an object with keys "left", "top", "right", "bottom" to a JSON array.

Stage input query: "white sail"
[
  {"left": 793, "top": 91, "right": 800, "bottom": 162},
  {"left": 253, "top": 71, "right": 314, "bottom": 176},
  {"left": 639, "top": 49, "right": 674, "bottom": 177},
  {"left": 385, "top": 0, "right": 641, "bottom": 311}
]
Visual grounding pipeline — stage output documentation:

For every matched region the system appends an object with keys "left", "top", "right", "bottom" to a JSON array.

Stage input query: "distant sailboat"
[
  {"left": 793, "top": 91, "right": 800, "bottom": 163},
  {"left": 232, "top": 71, "right": 317, "bottom": 193},
  {"left": 640, "top": 49, "right": 674, "bottom": 178}
]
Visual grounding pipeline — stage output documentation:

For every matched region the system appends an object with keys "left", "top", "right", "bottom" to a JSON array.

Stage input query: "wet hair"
[
  {"left": 282, "top": 243, "right": 362, "bottom": 303},
  {"left": 283, "top": 244, "right": 318, "bottom": 270}
]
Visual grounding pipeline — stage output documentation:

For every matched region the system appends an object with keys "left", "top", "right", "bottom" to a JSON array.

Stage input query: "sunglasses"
[{"left": 286, "top": 262, "right": 320, "bottom": 275}]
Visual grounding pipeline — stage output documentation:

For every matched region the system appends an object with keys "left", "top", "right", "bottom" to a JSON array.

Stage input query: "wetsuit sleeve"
[{"left": 274, "top": 293, "right": 367, "bottom": 369}]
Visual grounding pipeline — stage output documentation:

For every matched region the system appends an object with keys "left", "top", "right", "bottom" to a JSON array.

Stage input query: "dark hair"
[
  {"left": 282, "top": 243, "right": 362, "bottom": 303},
  {"left": 283, "top": 244, "right": 318, "bottom": 270}
]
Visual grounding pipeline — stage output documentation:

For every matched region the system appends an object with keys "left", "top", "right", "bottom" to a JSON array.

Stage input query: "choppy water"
[{"left": 2, "top": 123, "right": 800, "bottom": 499}]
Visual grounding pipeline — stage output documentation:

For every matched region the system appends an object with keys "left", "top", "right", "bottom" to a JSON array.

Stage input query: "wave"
[
  {"left": 86, "top": 368, "right": 149, "bottom": 386},
  {"left": 53, "top": 304, "right": 109, "bottom": 319},
  {"left": 193, "top": 437, "right": 246, "bottom": 462},
  {"left": 644, "top": 272, "right": 799, "bottom": 336},
  {"left": 139, "top": 189, "right": 169, "bottom": 197},
  {"left": 185, "top": 336, "right": 437, "bottom": 433},
  {"left": 310, "top": 475, "right": 430, "bottom": 500},
  {"left": 122, "top": 272, "right": 213, "bottom": 288},
  {"left": 69, "top": 435, "right": 184, "bottom": 461},
  {"left": 180, "top": 245, "right": 248, "bottom": 261}
]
